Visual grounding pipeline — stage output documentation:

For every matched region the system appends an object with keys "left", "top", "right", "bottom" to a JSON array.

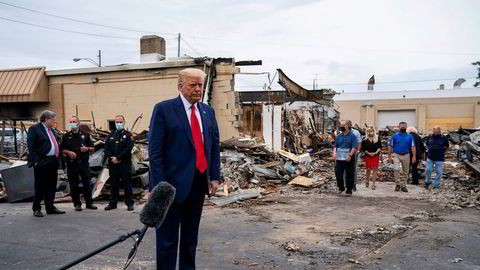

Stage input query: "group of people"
[
  {"left": 27, "top": 112, "right": 136, "bottom": 217},
  {"left": 26, "top": 66, "right": 453, "bottom": 269},
  {"left": 334, "top": 120, "right": 450, "bottom": 196},
  {"left": 26, "top": 68, "right": 221, "bottom": 269}
]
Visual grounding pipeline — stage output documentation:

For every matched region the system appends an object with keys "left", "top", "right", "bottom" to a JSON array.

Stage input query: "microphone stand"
[
  {"left": 57, "top": 229, "right": 141, "bottom": 270},
  {"left": 127, "top": 226, "right": 149, "bottom": 260}
]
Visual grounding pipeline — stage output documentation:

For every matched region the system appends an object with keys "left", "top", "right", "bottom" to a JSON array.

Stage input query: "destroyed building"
[{"left": 237, "top": 69, "right": 338, "bottom": 153}]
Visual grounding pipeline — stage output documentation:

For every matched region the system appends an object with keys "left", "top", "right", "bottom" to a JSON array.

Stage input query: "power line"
[
  {"left": 0, "top": 1, "right": 177, "bottom": 36},
  {"left": 235, "top": 76, "right": 477, "bottom": 89},
  {"left": 180, "top": 37, "right": 204, "bottom": 57},
  {"left": 1, "top": 1, "right": 479, "bottom": 56},
  {"left": 0, "top": 16, "right": 138, "bottom": 40}
]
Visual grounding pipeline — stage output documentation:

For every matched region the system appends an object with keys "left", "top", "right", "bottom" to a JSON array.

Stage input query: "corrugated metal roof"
[{"left": 0, "top": 67, "right": 45, "bottom": 96}]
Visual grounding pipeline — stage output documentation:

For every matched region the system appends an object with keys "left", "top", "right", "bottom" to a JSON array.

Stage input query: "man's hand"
[
  {"left": 80, "top": 144, "right": 89, "bottom": 153},
  {"left": 347, "top": 155, "right": 352, "bottom": 162},
  {"left": 111, "top": 157, "right": 120, "bottom": 164},
  {"left": 67, "top": 151, "right": 77, "bottom": 159},
  {"left": 332, "top": 153, "right": 336, "bottom": 160},
  {"left": 209, "top": 181, "right": 220, "bottom": 195},
  {"left": 412, "top": 157, "right": 416, "bottom": 164}
]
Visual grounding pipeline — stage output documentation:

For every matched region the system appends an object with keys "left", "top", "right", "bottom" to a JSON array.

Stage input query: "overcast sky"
[{"left": 0, "top": 0, "right": 479, "bottom": 92}]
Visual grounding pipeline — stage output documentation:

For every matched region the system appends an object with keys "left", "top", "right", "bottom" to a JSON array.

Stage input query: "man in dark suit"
[
  {"left": 148, "top": 68, "right": 221, "bottom": 270},
  {"left": 27, "top": 110, "right": 66, "bottom": 217}
]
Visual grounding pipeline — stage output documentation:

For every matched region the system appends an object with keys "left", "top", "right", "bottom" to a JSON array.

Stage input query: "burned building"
[{"left": 237, "top": 69, "right": 338, "bottom": 153}]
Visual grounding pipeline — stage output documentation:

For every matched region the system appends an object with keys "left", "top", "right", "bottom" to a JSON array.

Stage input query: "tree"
[{"left": 473, "top": 61, "right": 480, "bottom": 87}]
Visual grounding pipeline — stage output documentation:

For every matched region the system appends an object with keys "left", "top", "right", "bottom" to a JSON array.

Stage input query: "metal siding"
[{"left": 0, "top": 67, "right": 46, "bottom": 102}]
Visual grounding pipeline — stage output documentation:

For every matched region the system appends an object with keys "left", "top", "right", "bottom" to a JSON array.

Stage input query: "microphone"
[{"left": 127, "top": 181, "right": 176, "bottom": 261}]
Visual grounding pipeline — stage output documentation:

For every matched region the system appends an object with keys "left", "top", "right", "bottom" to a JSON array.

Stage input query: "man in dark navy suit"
[
  {"left": 27, "top": 110, "right": 66, "bottom": 217},
  {"left": 148, "top": 68, "right": 221, "bottom": 270}
]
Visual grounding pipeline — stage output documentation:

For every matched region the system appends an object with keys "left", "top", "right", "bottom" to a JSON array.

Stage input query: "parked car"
[{"left": 0, "top": 128, "right": 27, "bottom": 153}]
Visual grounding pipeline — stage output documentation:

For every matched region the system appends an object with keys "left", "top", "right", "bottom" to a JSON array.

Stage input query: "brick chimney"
[{"left": 140, "top": 35, "right": 166, "bottom": 63}]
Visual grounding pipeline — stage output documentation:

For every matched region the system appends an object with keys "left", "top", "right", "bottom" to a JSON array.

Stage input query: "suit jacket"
[
  {"left": 148, "top": 96, "right": 220, "bottom": 203},
  {"left": 27, "top": 122, "right": 59, "bottom": 166}
]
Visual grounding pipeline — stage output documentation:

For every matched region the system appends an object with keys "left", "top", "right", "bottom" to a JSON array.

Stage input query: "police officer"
[
  {"left": 61, "top": 116, "right": 98, "bottom": 211},
  {"left": 104, "top": 115, "right": 134, "bottom": 211}
]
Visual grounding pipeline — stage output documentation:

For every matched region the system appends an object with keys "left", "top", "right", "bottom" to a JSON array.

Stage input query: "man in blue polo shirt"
[
  {"left": 424, "top": 126, "right": 449, "bottom": 193},
  {"left": 388, "top": 121, "right": 416, "bottom": 192},
  {"left": 333, "top": 120, "right": 358, "bottom": 196}
]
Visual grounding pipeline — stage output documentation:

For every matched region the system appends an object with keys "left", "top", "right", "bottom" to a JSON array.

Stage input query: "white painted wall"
[{"left": 263, "top": 104, "right": 282, "bottom": 151}]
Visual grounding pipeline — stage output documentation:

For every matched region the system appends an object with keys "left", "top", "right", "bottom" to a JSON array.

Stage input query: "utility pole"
[
  {"left": 177, "top": 33, "right": 181, "bottom": 57},
  {"left": 312, "top": 73, "right": 322, "bottom": 90},
  {"left": 98, "top": 50, "right": 102, "bottom": 67}
]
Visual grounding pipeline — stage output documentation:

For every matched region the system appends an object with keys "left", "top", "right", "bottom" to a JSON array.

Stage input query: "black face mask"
[
  {"left": 400, "top": 128, "right": 406, "bottom": 133},
  {"left": 340, "top": 127, "right": 346, "bottom": 132}
]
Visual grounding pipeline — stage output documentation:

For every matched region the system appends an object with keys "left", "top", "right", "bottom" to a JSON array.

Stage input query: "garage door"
[{"left": 377, "top": 110, "right": 416, "bottom": 130}]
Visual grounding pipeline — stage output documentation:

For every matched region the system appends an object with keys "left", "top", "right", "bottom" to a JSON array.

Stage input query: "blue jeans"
[{"left": 425, "top": 159, "right": 444, "bottom": 190}]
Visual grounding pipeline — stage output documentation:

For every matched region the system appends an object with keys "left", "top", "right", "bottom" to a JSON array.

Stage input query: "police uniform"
[
  {"left": 60, "top": 130, "right": 95, "bottom": 208},
  {"left": 104, "top": 129, "right": 134, "bottom": 208}
]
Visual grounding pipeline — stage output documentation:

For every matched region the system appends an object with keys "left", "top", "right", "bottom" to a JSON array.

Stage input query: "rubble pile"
[
  {"left": 283, "top": 109, "right": 335, "bottom": 155},
  {"left": 219, "top": 137, "right": 337, "bottom": 200}
]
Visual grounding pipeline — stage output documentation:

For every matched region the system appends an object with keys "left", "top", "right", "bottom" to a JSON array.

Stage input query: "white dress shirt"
[
  {"left": 42, "top": 122, "right": 56, "bottom": 156},
  {"left": 180, "top": 94, "right": 204, "bottom": 140}
]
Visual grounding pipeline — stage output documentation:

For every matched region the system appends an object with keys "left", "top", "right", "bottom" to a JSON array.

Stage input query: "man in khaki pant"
[{"left": 387, "top": 121, "right": 416, "bottom": 192}]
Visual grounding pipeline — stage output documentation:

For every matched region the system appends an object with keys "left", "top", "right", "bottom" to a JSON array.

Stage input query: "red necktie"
[
  {"left": 191, "top": 105, "right": 208, "bottom": 173},
  {"left": 47, "top": 128, "right": 59, "bottom": 157}
]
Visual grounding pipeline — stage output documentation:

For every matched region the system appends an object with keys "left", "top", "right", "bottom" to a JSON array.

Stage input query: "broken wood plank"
[
  {"left": 92, "top": 168, "right": 109, "bottom": 199},
  {"left": 288, "top": 176, "right": 321, "bottom": 188},
  {"left": 211, "top": 192, "right": 260, "bottom": 206},
  {"left": 257, "top": 160, "right": 283, "bottom": 168}
]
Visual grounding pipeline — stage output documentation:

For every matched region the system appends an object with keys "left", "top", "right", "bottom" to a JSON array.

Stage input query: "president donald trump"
[{"left": 148, "top": 68, "right": 220, "bottom": 269}]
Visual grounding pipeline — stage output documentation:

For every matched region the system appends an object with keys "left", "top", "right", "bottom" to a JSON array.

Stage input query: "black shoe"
[
  {"left": 401, "top": 187, "right": 408, "bottom": 192},
  {"left": 395, "top": 185, "right": 401, "bottom": 192},
  {"left": 346, "top": 192, "right": 352, "bottom": 197},
  {"left": 104, "top": 204, "right": 117, "bottom": 211},
  {"left": 127, "top": 205, "right": 134, "bottom": 211},
  {"left": 352, "top": 186, "right": 357, "bottom": 192},
  {"left": 86, "top": 204, "right": 98, "bottom": 210},
  {"left": 33, "top": 210, "right": 44, "bottom": 217},
  {"left": 47, "top": 208, "right": 66, "bottom": 215},
  {"left": 75, "top": 205, "right": 82, "bottom": 211}
]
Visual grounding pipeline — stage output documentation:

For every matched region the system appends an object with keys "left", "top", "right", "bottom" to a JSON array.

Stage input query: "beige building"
[
  {"left": 0, "top": 36, "right": 248, "bottom": 142},
  {"left": 0, "top": 58, "right": 243, "bottom": 142},
  {"left": 334, "top": 88, "right": 480, "bottom": 133}
]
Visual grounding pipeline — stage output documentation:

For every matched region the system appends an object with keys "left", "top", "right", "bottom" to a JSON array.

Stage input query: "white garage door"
[{"left": 377, "top": 110, "right": 416, "bottom": 130}]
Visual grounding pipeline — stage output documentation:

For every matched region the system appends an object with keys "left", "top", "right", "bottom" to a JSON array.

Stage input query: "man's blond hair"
[{"left": 178, "top": 68, "right": 206, "bottom": 85}]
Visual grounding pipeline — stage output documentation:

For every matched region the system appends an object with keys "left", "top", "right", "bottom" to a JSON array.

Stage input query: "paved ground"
[{"left": 0, "top": 182, "right": 479, "bottom": 270}]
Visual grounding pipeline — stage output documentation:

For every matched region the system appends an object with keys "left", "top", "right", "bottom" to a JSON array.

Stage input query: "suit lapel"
[
  {"left": 173, "top": 96, "right": 194, "bottom": 147},
  {"left": 38, "top": 123, "right": 48, "bottom": 140}
]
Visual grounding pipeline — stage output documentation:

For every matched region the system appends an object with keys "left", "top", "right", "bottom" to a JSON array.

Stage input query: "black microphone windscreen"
[{"left": 139, "top": 181, "right": 176, "bottom": 229}]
